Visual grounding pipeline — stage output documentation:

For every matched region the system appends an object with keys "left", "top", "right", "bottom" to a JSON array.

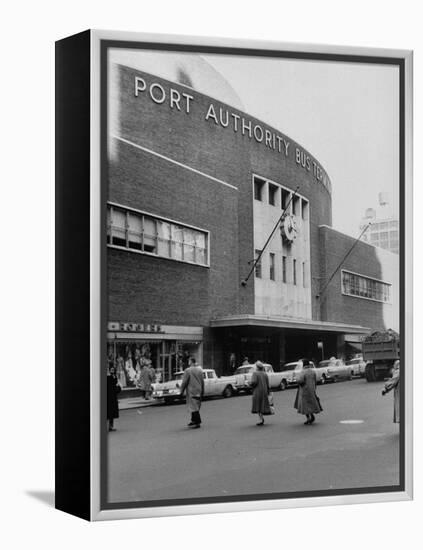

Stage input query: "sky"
[
  {"left": 203, "top": 54, "right": 399, "bottom": 238},
  {"left": 110, "top": 48, "right": 400, "bottom": 239}
]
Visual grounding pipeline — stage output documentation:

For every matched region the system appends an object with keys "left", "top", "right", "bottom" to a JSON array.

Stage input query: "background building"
[
  {"left": 106, "top": 56, "right": 399, "bottom": 384},
  {"left": 360, "top": 193, "right": 399, "bottom": 254}
]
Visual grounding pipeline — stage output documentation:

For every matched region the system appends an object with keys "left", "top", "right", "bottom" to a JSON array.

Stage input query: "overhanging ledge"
[{"left": 210, "top": 314, "right": 371, "bottom": 335}]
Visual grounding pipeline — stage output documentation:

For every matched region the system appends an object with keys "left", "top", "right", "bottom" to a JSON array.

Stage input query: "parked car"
[
  {"left": 152, "top": 370, "right": 185, "bottom": 404},
  {"left": 233, "top": 363, "right": 287, "bottom": 391},
  {"left": 280, "top": 362, "right": 302, "bottom": 388},
  {"left": 286, "top": 361, "right": 319, "bottom": 386},
  {"left": 152, "top": 368, "right": 240, "bottom": 404},
  {"left": 320, "top": 358, "right": 352, "bottom": 382},
  {"left": 346, "top": 357, "right": 366, "bottom": 378},
  {"left": 316, "top": 360, "right": 335, "bottom": 383}
]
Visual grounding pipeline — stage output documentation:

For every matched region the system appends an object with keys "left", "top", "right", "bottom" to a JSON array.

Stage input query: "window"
[
  {"left": 255, "top": 249, "right": 262, "bottom": 278},
  {"left": 341, "top": 270, "right": 391, "bottom": 302},
  {"left": 157, "top": 221, "right": 172, "bottom": 258},
  {"left": 254, "top": 177, "right": 265, "bottom": 201},
  {"left": 268, "top": 184, "right": 278, "bottom": 206},
  {"left": 107, "top": 204, "right": 209, "bottom": 266},
  {"left": 128, "top": 212, "right": 142, "bottom": 250},
  {"left": 281, "top": 188, "right": 291, "bottom": 211},
  {"left": 282, "top": 256, "right": 287, "bottom": 283},
  {"left": 301, "top": 199, "right": 308, "bottom": 220},
  {"left": 110, "top": 208, "right": 127, "bottom": 247},
  {"left": 183, "top": 228, "right": 196, "bottom": 263},
  {"left": 302, "top": 261, "right": 306, "bottom": 287},
  {"left": 293, "top": 259, "right": 297, "bottom": 285},
  {"left": 269, "top": 253, "right": 275, "bottom": 281},
  {"left": 292, "top": 196, "right": 300, "bottom": 216}
]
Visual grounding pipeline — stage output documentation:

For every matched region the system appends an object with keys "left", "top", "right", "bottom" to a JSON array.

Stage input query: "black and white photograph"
[
  {"left": 101, "top": 38, "right": 408, "bottom": 511},
  {"left": 3, "top": 0, "right": 422, "bottom": 546}
]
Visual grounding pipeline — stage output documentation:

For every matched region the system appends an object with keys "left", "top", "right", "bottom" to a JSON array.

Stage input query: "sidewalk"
[{"left": 118, "top": 395, "right": 161, "bottom": 410}]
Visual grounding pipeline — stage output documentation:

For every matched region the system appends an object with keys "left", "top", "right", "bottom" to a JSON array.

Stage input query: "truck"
[{"left": 362, "top": 329, "right": 400, "bottom": 382}]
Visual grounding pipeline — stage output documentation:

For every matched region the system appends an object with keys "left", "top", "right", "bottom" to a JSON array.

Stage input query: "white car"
[
  {"left": 288, "top": 361, "right": 325, "bottom": 386},
  {"left": 279, "top": 362, "right": 302, "bottom": 388},
  {"left": 151, "top": 371, "right": 185, "bottom": 404},
  {"left": 346, "top": 357, "right": 367, "bottom": 378},
  {"left": 233, "top": 363, "right": 287, "bottom": 391},
  {"left": 152, "top": 368, "right": 240, "bottom": 403},
  {"left": 323, "top": 359, "right": 352, "bottom": 381}
]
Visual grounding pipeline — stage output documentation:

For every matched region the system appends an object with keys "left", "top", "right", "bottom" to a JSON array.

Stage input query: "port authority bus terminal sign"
[{"left": 133, "top": 75, "right": 331, "bottom": 193}]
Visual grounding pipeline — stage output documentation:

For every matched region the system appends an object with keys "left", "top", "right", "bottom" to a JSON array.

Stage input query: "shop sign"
[{"left": 108, "top": 321, "right": 164, "bottom": 333}]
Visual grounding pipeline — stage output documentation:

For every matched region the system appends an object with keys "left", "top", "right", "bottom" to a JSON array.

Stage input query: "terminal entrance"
[{"left": 214, "top": 325, "right": 350, "bottom": 374}]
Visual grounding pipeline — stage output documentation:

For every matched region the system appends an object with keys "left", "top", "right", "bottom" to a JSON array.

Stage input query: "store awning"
[{"left": 210, "top": 314, "right": 370, "bottom": 335}]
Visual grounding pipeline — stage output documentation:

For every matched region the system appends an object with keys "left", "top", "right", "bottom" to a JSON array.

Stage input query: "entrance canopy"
[{"left": 210, "top": 314, "right": 370, "bottom": 335}]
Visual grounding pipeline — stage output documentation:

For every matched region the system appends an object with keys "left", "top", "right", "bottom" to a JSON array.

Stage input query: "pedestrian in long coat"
[
  {"left": 179, "top": 357, "right": 205, "bottom": 428},
  {"left": 250, "top": 361, "right": 272, "bottom": 426},
  {"left": 294, "top": 359, "right": 323, "bottom": 425},
  {"left": 107, "top": 366, "right": 121, "bottom": 431},
  {"left": 382, "top": 359, "right": 400, "bottom": 423},
  {"left": 138, "top": 360, "right": 155, "bottom": 399}
]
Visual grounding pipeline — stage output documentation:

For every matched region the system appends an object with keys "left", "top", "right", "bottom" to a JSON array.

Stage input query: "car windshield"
[{"left": 282, "top": 363, "right": 297, "bottom": 371}]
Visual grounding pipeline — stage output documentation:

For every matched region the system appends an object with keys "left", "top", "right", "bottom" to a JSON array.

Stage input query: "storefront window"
[
  {"left": 107, "top": 341, "right": 161, "bottom": 388},
  {"left": 107, "top": 339, "right": 202, "bottom": 386}
]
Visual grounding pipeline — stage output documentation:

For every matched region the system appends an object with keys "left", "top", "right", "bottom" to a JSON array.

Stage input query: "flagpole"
[{"left": 316, "top": 223, "right": 372, "bottom": 300}]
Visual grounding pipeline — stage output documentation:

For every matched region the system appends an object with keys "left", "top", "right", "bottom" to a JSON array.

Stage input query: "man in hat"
[{"left": 179, "top": 357, "right": 205, "bottom": 428}]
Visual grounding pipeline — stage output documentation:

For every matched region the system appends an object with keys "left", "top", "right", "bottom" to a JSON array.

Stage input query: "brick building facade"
[{"left": 106, "top": 61, "right": 399, "bottom": 385}]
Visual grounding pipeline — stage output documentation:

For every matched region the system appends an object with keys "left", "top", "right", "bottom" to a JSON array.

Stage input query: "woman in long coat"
[
  {"left": 294, "top": 359, "right": 323, "bottom": 425},
  {"left": 382, "top": 360, "right": 400, "bottom": 423},
  {"left": 107, "top": 366, "right": 121, "bottom": 431},
  {"left": 250, "top": 361, "right": 272, "bottom": 426}
]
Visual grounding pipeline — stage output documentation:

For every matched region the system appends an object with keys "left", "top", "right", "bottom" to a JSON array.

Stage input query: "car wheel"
[
  {"left": 321, "top": 374, "right": 326, "bottom": 385},
  {"left": 280, "top": 379, "right": 288, "bottom": 391},
  {"left": 349, "top": 371, "right": 354, "bottom": 380},
  {"left": 222, "top": 385, "right": 233, "bottom": 398}
]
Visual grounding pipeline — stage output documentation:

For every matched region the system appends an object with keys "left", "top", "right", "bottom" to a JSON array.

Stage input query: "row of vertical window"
[
  {"left": 341, "top": 270, "right": 391, "bottom": 302},
  {"left": 254, "top": 176, "right": 308, "bottom": 220},
  {"left": 107, "top": 204, "right": 209, "bottom": 266},
  {"left": 255, "top": 250, "right": 307, "bottom": 287},
  {"left": 370, "top": 220, "right": 399, "bottom": 231}
]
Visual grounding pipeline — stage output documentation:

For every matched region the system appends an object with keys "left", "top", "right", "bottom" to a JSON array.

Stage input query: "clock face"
[{"left": 281, "top": 214, "right": 298, "bottom": 243}]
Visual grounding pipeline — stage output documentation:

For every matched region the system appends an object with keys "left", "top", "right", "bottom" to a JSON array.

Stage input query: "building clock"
[{"left": 281, "top": 214, "right": 298, "bottom": 243}]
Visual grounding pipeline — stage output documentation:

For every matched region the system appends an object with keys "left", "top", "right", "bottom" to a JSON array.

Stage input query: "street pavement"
[{"left": 107, "top": 378, "right": 400, "bottom": 504}]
